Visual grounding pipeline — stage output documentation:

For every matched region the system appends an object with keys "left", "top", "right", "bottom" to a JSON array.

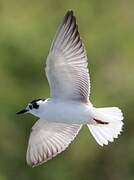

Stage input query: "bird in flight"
[{"left": 17, "top": 10, "right": 124, "bottom": 167}]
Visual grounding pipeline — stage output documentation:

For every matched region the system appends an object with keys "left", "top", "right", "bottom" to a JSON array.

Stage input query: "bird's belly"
[{"left": 39, "top": 101, "right": 92, "bottom": 124}]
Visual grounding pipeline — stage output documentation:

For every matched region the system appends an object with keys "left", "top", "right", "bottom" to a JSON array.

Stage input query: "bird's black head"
[
  {"left": 29, "top": 99, "right": 41, "bottom": 109},
  {"left": 16, "top": 99, "right": 45, "bottom": 115}
]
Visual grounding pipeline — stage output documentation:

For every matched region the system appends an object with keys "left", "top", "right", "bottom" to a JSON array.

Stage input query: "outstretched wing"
[
  {"left": 26, "top": 120, "right": 82, "bottom": 167},
  {"left": 45, "top": 10, "right": 90, "bottom": 102}
]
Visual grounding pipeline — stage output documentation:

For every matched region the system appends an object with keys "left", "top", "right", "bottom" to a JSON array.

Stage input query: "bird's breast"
[{"left": 39, "top": 100, "right": 92, "bottom": 124}]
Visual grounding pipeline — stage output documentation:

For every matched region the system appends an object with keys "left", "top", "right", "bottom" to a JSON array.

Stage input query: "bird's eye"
[{"left": 29, "top": 105, "right": 32, "bottom": 109}]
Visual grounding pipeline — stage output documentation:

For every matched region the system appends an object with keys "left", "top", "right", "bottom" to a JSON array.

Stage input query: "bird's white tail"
[{"left": 87, "top": 107, "right": 124, "bottom": 146}]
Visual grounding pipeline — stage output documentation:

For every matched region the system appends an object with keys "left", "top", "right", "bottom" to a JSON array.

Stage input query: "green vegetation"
[{"left": 0, "top": 0, "right": 133, "bottom": 179}]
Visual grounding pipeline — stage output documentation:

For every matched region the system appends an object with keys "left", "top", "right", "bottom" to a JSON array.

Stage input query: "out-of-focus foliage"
[{"left": 0, "top": 0, "right": 133, "bottom": 179}]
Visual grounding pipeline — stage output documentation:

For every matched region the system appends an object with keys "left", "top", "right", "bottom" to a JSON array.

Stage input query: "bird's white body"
[
  {"left": 17, "top": 11, "right": 124, "bottom": 167},
  {"left": 31, "top": 99, "right": 93, "bottom": 124}
]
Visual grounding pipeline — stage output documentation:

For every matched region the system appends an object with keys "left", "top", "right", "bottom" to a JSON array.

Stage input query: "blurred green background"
[{"left": 0, "top": 0, "right": 133, "bottom": 179}]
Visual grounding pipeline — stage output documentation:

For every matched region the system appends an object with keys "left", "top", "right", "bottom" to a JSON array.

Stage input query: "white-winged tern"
[{"left": 17, "top": 10, "right": 124, "bottom": 167}]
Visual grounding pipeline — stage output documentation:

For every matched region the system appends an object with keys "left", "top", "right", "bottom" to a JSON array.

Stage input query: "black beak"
[{"left": 16, "top": 109, "right": 28, "bottom": 115}]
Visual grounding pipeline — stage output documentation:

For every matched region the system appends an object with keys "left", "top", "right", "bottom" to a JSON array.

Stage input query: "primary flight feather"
[{"left": 46, "top": 10, "right": 90, "bottom": 101}]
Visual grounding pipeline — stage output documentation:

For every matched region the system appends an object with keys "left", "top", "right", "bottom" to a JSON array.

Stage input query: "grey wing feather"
[
  {"left": 26, "top": 120, "right": 82, "bottom": 167},
  {"left": 45, "top": 10, "right": 90, "bottom": 101}
]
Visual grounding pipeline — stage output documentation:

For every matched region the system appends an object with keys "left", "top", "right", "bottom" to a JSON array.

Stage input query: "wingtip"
[
  {"left": 65, "top": 10, "right": 74, "bottom": 18},
  {"left": 62, "top": 10, "right": 76, "bottom": 27},
  {"left": 67, "top": 10, "right": 74, "bottom": 14}
]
